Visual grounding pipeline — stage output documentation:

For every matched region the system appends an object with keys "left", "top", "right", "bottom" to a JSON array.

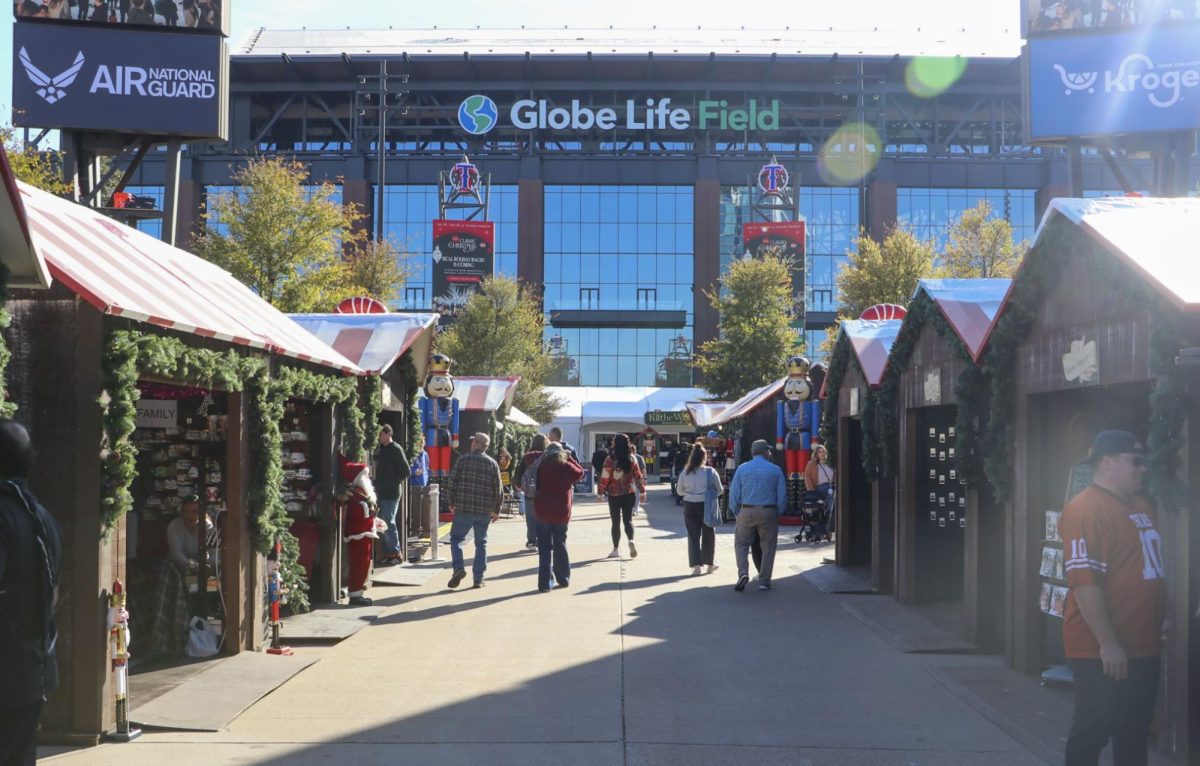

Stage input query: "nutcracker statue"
[
  {"left": 265, "top": 542, "right": 293, "bottom": 656},
  {"left": 106, "top": 580, "right": 141, "bottom": 741},
  {"left": 419, "top": 354, "right": 460, "bottom": 479},
  {"left": 776, "top": 355, "right": 820, "bottom": 514}
]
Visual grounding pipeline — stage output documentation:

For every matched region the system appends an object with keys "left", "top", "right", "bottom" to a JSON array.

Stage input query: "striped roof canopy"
[
  {"left": 840, "top": 318, "right": 905, "bottom": 387},
  {"left": 1043, "top": 197, "right": 1200, "bottom": 311},
  {"left": 446, "top": 376, "right": 520, "bottom": 413},
  {"left": 21, "top": 182, "right": 361, "bottom": 374},
  {"left": 288, "top": 312, "right": 438, "bottom": 376},
  {"left": 686, "top": 401, "right": 731, "bottom": 428},
  {"left": 912, "top": 278, "right": 1012, "bottom": 362},
  {"left": 0, "top": 151, "right": 48, "bottom": 289},
  {"left": 704, "top": 377, "right": 786, "bottom": 427}
]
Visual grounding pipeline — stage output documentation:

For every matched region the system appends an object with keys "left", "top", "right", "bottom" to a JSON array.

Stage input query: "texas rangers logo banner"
[
  {"left": 743, "top": 221, "right": 807, "bottom": 318},
  {"left": 431, "top": 219, "right": 495, "bottom": 315}
]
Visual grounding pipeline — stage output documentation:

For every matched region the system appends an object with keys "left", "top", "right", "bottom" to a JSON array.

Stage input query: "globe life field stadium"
[{"left": 131, "top": 27, "right": 1200, "bottom": 389}]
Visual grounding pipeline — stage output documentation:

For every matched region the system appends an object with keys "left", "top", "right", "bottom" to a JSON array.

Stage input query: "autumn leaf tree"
[
  {"left": 935, "top": 200, "right": 1025, "bottom": 278},
  {"left": 694, "top": 253, "right": 802, "bottom": 400},
  {"left": 435, "top": 276, "right": 564, "bottom": 423}
]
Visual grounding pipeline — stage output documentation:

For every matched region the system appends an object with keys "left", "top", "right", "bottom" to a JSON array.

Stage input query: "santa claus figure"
[{"left": 339, "top": 461, "right": 383, "bottom": 607}]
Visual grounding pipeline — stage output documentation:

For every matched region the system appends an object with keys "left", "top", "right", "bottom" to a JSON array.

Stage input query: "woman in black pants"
[
  {"left": 598, "top": 434, "right": 645, "bottom": 560},
  {"left": 674, "top": 443, "right": 723, "bottom": 575}
]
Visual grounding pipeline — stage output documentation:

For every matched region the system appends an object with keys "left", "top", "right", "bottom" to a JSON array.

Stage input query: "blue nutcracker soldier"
[
  {"left": 419, "top": 354, "right": 459, "bottom": 479},
  {"left": 776, "top": 355, "right": 819, "bottom": 511}
]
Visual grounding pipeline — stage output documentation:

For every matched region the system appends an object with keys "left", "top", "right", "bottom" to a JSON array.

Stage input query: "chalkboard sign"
[{"left": 1065, "top": 460, "right": 1094, "bottom": 504}]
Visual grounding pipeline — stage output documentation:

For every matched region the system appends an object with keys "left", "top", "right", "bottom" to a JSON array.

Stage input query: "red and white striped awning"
[
  {"left": 0, "top": 149, "right": 49, "bottom": 289},
  {"left": 446, "top": 376, "right": 520, "bottom": 413},
  {"left": 686, "top": 401, "right": 730, "bottom": 428},
  {"left": 289, "top": 312, "right": 438, "bottom": 376},
  {"left": 19, "top": 181, "right": 361, "bottom": 374}
]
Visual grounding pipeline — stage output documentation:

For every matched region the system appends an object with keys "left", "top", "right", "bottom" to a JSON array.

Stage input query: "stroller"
[{"left": 794, "top": 487, "right": 834, "bottom": 544}]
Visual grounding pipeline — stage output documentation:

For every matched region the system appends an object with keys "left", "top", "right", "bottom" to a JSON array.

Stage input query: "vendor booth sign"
[
  {"left": 645, "top": 410, "right": 691, "bottom": 427},
  {"left": 135, "top": 399, "right": 177, "bottom": 429},
  {"left": 1062, "top": 337, "right": 1098, "bottom": 385},
  {"left": 431, "top": 219, "right": 494, "bottom": 315}
]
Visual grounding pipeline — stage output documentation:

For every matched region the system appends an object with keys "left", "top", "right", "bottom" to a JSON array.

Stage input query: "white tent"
[{"left": 544, "top": 385, "right": 709, "bottom": 454}]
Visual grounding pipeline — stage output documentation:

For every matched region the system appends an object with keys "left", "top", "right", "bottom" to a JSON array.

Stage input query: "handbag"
[
  {"left": 703, "top": 469, "right": 721, "bottom": 528},
  {"left": 185, "top": 616, "right": 219, "bottom": 658}
]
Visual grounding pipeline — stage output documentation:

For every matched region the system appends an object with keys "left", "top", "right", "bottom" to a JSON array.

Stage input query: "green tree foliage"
[
  {"left": 836, "top": 226, "right": 937, "bottom": 318},
  {"left": 435, "top": 276, "right": 564, "bottom": 423},
  {"left": 192, "top": 157, "right": 376, "bottom": 312},
  {"left": 344, "top": 236, "right": 414, "bottom": 306},
  {"left": 694, "top": 253, "right": 801, "bottom": 400},
  {"left": 935, "top": 200, "right": 1025, "bottom": 278},
  {"left": 2, "top": 127, "right": 71, "bottom": 196}
]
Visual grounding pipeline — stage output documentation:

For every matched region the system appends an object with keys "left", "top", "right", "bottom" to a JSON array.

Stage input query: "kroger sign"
[
  {"left": 458, "top": 95, "right": 782, "bottom": 134},
  {"left": 1026, "top": 24, "right": 1200, "bottom": 141}
]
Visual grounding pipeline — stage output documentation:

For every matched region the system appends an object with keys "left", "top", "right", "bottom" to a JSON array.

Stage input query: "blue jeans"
[
  {"left": 450, "top": 513, "right": 491, "bottom": 582},
  {"left": 536, "top": 520, "right": 570, "bottom": 591},
  {"left": 377, "top": 498, "right": 401, "bottom": 556},
  {"left": 522, "top": 495, "right": 537, "bottom": 545}
]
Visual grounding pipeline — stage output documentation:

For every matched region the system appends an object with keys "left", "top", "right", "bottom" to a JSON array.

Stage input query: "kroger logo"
[
  {"left": 458, "top": 95, "right": 498, "bottom": 135},
  {"left": 1054, "top": 53, "right": 1200, "bottom": 109}
]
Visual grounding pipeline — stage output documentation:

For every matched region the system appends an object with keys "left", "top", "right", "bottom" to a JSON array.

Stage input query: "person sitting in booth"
[{"left": 166, "top": 495, "right": 214, "bottom": 575}]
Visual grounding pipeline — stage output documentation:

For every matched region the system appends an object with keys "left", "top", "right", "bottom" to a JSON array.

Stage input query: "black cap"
[{"left": 1083, "top": 430, "right": 1145, "bottom": 465}]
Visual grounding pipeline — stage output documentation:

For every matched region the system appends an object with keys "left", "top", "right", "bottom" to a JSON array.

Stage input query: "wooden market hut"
[
  {"left": 819, "top": 314, "right": 904, "bottom": 591},
  {"left": 981, "top": 197, "right": 1200, "bottom": 761},
  {"left": 876, "top": 279, "right": 1009, "bottom": 648},
  {"left": 4, "top": 182, "right": 363, "bottom": 744}
]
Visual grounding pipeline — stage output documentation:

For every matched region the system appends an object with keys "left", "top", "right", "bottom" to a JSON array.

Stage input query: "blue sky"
[{"left": 1, "top": 0, "right": 1021, "bottom": 132}]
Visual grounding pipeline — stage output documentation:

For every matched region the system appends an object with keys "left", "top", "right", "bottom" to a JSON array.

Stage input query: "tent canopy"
[
  {"left": 911, "top": 278, "right": 1011, "bottom": 362},
  {"left": 0, "top": 151, "right": 49, "bottom": 289},
  {"left": 506, "top": 406, "right": 539, "bottom": 427},
  {"left": 1038, "top": 197, "right": 1200, "bottom": 311},
  {"left": 449, "top": 376, "right": 521, "bottom": 413},
  {"left": 703, "top": 378, "right": 784, "bottom": 427},
  {"left": 686, "top": 401, "right": 730, "bottom": 428},
  {"left": 22, "top": 182, "right": 361, "bottom": 373},
  {"left": 289, "top": 312, "right": 438, "bottom": 377}
]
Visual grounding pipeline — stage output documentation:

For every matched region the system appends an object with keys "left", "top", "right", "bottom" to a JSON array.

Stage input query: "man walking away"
[
  {"left": 1061, "top": 430, "right": 1167, "bottom": 766},
  {"left": 532, "top": 443, "right": 584, "bottom": 592},
  {"left": 372, "top": 425, "right": 410, "bottom": 566},
  {"left": 728, "top": 439, "right": 787, "bottom": 592},
  {"left": 0, "top": 420, "right": 64, "bottom": 766},
  {"left": 548, "top": 427, "right": 578, "bottom": 463},
  {"left": 446, "top": 433, "right": 503, "bottom": 589}
]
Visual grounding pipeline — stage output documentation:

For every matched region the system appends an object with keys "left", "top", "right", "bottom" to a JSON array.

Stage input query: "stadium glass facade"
[{"left": 127, "top": 28, "right": 1194, "bottom": 387}]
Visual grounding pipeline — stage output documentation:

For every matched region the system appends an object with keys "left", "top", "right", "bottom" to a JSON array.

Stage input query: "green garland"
[
  {"left": 0, "top": 263, "right": 14, "bottom": 419},
  {"left": 361, "top": 375, "right": 384, "bottom": 458},
  {"left": 981, "top": 219, "right": 1188, "bottom": 510},
  {"left": 395, "top": 350, "right": 423, "bottom": 459},
  {"left": 818, "top": 336, "right": 851, "bottom": 468}
]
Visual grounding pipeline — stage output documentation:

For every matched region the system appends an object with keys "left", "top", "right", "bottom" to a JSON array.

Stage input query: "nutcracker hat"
[
  {"left": 340, "top": 461, "right": 368, "bottom": 483},
  {"left": 786, "top": 355, "right": 811, "bottom": 377},
  {"left": 428, "top": 353, "right": 453, "bottom": 375}
]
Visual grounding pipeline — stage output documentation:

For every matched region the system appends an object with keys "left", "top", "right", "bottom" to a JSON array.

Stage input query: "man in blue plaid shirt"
[
  {"left": 446, "top": 432, "right": 503, "bottom": 589},
  {"left": 728, "top": 439, "right": 788, "bottom": 592}
]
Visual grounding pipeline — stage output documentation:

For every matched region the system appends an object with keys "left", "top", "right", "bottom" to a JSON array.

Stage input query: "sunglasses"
[{"left": 1119, "top": 454, "right": 1147, "bottom": 468}]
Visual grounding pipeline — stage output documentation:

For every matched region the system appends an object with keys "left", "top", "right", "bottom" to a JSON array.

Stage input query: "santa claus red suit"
[{"left": 339, "top": 461, "right": 381, "bottom": 607}]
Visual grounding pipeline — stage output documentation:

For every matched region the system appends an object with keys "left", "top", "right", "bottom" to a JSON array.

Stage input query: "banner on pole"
[
  {"left": 431, "top": 219, "right": 494, "bottom": 314},
  {"left": 742, "top": 221, "right": 806, "bottom": 319}
]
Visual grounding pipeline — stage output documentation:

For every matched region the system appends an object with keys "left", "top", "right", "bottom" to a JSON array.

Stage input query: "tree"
[
  {"left": 936, "top": 200, "right": 1025, "bottom": 278},
  {"left": 192, "top": 157, "right": 366, "bottom": 313},
  {"left": 344, "top": 237, "right": 415, "bottom": 306},
  {"left": 836, "top": 226, "right": 936, "bottom": 318},
  {"left": 693, "top": 253, "right": 801, "bottom": 400},
  {"left": 435, "top": 276, "right": 564, "bottom": 423},
  {"left": 2, "top": 127, "right": 71, "bottom": 196}
]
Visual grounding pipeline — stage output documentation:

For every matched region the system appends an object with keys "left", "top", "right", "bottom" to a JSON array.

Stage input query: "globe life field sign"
[
  {"left": 12, "top": 21, "right": 228, "bottom": 139},
  {"left": 457, "top": 95, "right": 782, "bottom": 134}
]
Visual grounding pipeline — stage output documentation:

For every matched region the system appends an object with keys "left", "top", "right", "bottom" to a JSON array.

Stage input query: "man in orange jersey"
[{"left": 1060, "top": 431, "right": 1168, "bottom": 766}]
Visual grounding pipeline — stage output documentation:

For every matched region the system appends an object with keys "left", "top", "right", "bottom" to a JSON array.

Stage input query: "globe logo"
[{"left": 458, "top": 95, "right": 498, "bottom": 135}]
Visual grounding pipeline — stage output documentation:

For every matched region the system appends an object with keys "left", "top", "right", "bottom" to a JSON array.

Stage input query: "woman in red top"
[
  {"left": 533, "top": 442, "right": 584, "bottom": 592},
  {"left": 598, "top": 433, "right": 646, "bottom": 560}
]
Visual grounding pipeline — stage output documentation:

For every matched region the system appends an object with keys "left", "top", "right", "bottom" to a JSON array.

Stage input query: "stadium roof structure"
[{"left": 236, "top": 26, "right": 1021, "bottom": 60}]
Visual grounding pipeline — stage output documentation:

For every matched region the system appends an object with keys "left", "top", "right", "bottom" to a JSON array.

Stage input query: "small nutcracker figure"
[
  {"left": 106, "top": 580, "right": 141, "bottom": 741},
  {"left": 419, "top": 354, "right": 459, "bottom": 479},
  {"left": 776, "top": 355, "right": 820, "bottom": 512},
  {"left": 265, "top": 542, "right": 293, "bottom": 656}
]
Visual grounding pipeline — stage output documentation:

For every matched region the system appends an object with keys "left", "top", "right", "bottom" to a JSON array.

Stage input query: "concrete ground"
[{"left": 42, "top": 485, "right": 1075, "bottom": 766}]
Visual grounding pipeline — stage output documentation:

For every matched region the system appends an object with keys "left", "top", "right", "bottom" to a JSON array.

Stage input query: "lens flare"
[
  {"left": 818, "top": 122, "right": 881, "bottom": 185},
  {"left": 905, "top": 56, "right": 969, "bottom": 99}
]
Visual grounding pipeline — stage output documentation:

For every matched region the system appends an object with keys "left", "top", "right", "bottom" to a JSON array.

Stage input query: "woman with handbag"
[{"left": 674, "top": 442, "right": 723, "bottom": 575}]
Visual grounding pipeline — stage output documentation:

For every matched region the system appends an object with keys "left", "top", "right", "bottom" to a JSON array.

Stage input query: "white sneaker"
[
  {"left": 691, "top": 566, "right": 702, "bottom": 576},
  {"left": 607, "top": 549, "right": 621, "bottom": 559},
  {"left": 628, "top": 541, "right": 638, "bottom": 559},
  {"left": 707, "top": 564, "right": 719, "bottom": 574}
]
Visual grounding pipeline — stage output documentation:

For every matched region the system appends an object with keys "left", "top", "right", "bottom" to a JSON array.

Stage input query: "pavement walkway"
[{"left": 42, "top": 485, "right": 1081, "bottom": 766}]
